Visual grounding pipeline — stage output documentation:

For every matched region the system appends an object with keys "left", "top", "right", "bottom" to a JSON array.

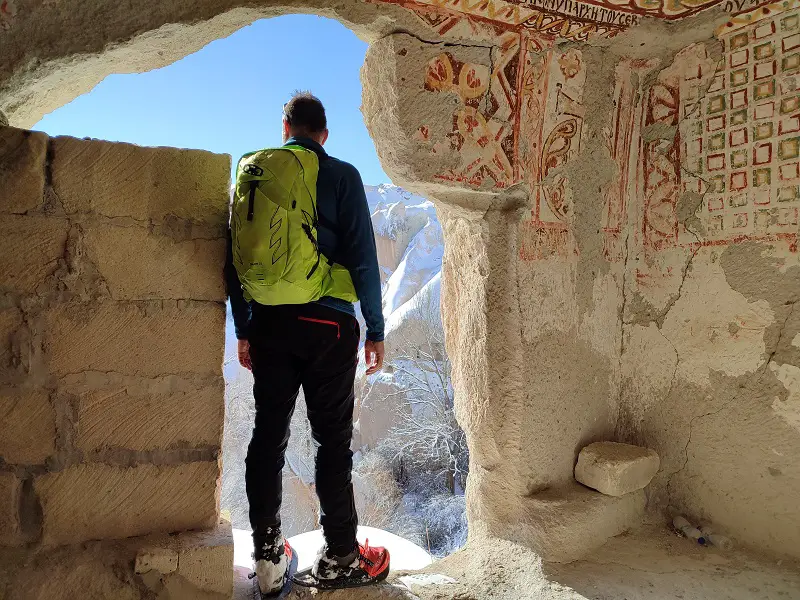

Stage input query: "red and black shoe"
[{"left": 292, "top": 539, "right": 390, "bottom": 590}]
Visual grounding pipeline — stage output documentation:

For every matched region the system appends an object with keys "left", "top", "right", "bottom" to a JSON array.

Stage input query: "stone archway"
[{"left": 2, "top": 0, "right": 800, "bottom": 597}]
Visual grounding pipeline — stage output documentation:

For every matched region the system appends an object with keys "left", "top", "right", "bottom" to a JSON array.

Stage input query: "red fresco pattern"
[{"left": 371, "top": 0, "right": 793, "bottom": 259}]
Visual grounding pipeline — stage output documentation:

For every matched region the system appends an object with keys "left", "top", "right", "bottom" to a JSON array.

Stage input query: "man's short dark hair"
[{"left": 283, "top": 92, "right": 327, "bottom": 135}]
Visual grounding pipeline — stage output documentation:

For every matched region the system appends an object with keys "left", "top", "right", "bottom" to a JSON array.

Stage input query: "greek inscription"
[{"left": 518, "top": 0, "right": 640, "bottom": 26}]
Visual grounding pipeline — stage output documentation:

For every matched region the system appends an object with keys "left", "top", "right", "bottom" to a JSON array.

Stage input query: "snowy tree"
[
  {"left": 221, "top": 362, "right": 255, "bottom": 530},
  {"left": 383, "top": 287, "right": 468, "bottom": 495}
]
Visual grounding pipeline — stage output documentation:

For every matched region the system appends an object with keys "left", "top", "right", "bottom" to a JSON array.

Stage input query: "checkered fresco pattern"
[{"left": 682, "top": 10, "right": 800, "bottom": 239}]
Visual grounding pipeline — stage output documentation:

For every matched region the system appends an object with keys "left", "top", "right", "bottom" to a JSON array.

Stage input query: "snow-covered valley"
[{"left": 221, "top": 185, "right": 466, "bottom": 556}]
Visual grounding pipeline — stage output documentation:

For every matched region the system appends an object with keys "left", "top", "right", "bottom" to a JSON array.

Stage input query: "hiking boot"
[
  {"left": 253, "top": 528, "right": 293, "bottom": 596},
  {"left": 310, "top": 539, "right": 390, "bottom": 587}
]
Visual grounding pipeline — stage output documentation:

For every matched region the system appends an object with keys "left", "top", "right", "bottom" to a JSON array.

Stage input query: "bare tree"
[
  {"left": 221, "top": 366, "right": 256, "bottom": 529},
  {"left": 352, "top": 451, "right": 421, "bottom": 542},
  {"left": 383, "top": 286, "right": 468, "bottom": 494}
]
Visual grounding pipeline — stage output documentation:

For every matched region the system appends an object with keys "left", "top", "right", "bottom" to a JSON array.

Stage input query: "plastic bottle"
[
  {"left": 673, "top": 515, "right": 706, "bottom": 544},
  {"left": 700, "top": 526, "right": 733, "bottom": 550}
]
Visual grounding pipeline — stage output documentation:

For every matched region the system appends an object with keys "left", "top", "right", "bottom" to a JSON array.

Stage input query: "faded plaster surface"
[{"left": 611, "top": 22, "right": 800, "bottom": 559}]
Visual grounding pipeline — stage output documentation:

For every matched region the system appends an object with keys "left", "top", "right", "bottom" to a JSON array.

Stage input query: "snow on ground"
[
  {"left": 384, "top": 271, "right": 441, "bottom": 336},
  {"left": 381, "top": 219, "right": 442, "bottom": 320},
  {"left": 232, "top": 526, "right": 432, "bottom": 573},
  {"left": 364, "top": 184, "right": 430, "bottom": 214}
]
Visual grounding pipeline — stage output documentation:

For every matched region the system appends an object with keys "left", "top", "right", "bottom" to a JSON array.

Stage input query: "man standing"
[{"left": 225, "top": 92, "right": 389, "bottom": 594}]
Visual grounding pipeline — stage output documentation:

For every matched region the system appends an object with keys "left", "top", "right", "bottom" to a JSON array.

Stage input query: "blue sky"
[{"left": 33, "top": 15, "right": 390, "bottom": 185}]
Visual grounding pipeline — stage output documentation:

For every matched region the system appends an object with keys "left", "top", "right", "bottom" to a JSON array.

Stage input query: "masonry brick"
[
  {"left": 76, "top": 379, "right": 224, "bottom": 452},
  {"left": 0, "top": 389, "right": 55, "bottom": 464},
  {"left": 35, "top": 461, "right": 220, "bottom": 545},
  {"left": 83, "top": 223, "right": 225, "bottom": 301},
  {"left": 45, "top": 301, "right": 224, "bottom": 378},
  {"left": 0, "top": 127, "right": 46, "bottom": 215},
  {"left": 575, "top": 441, "right": 660, "bottom": 497},
  {"left": 0, "top": 215, "right": 69, "bottom": 293},
  {"left": 0, "top": 471, "right": 22, "bottom": 546},
  {"left": 51, "top": 136, "right": 230, "bottom": 226},
  {"left": 174, "top": 521, "right": 234, "bottom": 596}
]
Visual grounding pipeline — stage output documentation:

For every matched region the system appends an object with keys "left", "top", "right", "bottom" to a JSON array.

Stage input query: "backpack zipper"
[
  {"left": 247, "top": 181, "right": 257, "bottom": 221},
  {"left": 297, "top": 316, "right": 340, "bottom": 339}
]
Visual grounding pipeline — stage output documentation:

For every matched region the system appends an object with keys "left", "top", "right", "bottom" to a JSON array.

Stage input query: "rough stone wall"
[{"left": 0, "top": 126, "right": 229, "bottom": 547}]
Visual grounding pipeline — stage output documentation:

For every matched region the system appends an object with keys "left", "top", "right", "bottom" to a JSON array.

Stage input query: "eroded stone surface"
[
  {"left": 0, "top": 307, "right": 23, "bottom": 379},
  {"left": 0, "top": 127, "right": 46, "bottom": 214},
  {"left": 3, "top": 523, "right": 232, "bottom": 600},
  {"left": 0, "top": 472, "right": 21, "bottom": 546},
  {"left": 134, "top": 546, "right": 178, "bottom": 575},
  {"left": 575, "top": 442, "right": 660, "bottom": 497},
  {"left": 51, "top": 135, "right": 231, "bottom": 226},
  {"left": 173, "top": 523, "right": 234, "bottom": 596},
  {"left": 0, "top": 215, "right": 69, "bottom": 293},
  {"left": 35, "top": 462, "right": 220, "bottom": 545},
  {"left": 75, "top": 378, "right": 224, "bottom": 452},
  {"left": 0, "top": 388, "right": 55, "bottom": 464},
  {"left": 44, "top": 301, "right": 225, "bottom": 377},
  {"left": 468, "top": 481, "right": 646, "bottom": 563},
  {"left": 83, "top": 223, "right": 226, "bottom": 301},
  {"left": 0, "top": 127, "right": 229, "bottom": 588}
]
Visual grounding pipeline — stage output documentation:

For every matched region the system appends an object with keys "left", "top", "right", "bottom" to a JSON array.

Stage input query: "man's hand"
[
  {"left": 364, "top": 340, "right": 384, "bottom": 376},
  {"left": 237, "top": 339, "right": 252, "bottom": 371}
]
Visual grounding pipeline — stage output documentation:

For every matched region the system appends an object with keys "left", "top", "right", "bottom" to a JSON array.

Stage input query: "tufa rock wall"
[
  {"left": 615, "top": 24, "right": 800, "bottom": 556},
  {"left": 0, "top": 126, "right": 229, "bottom": 547},
  {"left": 362, "top": 2, "right": 800, "bottom": 561}
]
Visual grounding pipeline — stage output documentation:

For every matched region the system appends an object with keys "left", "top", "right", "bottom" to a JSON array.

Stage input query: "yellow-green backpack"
[{"left": 231, "top": 145, "right": 357, "bottom": 305}]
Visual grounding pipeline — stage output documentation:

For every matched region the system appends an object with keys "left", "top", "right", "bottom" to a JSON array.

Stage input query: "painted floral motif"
[
  {"left": 558, "top": 49, "right": 582, "bottom": 79},
  {"left": 425, "top": 54, "right": 455, "bottom": 91},
  {"left": 456, "top": 108, "right": 492, "bottom": 147},
  {"left": 413, "top": 127, "right": 431, "bottom": 145},
  {"left": 458, "top": 63, "right": 490, "bottom": 98},
  {"left": 424, "top": 54, "right": 490, "bottom": 98},
  {"left": 418, "top": 29, "right": 521, "bottom": 188},
  {"left": 542, "top": 118, "right": 580, "bottom": 176},
  {"left": 642, "top": 77, "right": 682, "bottom": 250}
]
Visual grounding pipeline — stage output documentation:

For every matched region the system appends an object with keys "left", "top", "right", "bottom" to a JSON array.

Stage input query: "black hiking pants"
[{"left": 245, "top": 302, "right": 360, "bottom": 557}]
